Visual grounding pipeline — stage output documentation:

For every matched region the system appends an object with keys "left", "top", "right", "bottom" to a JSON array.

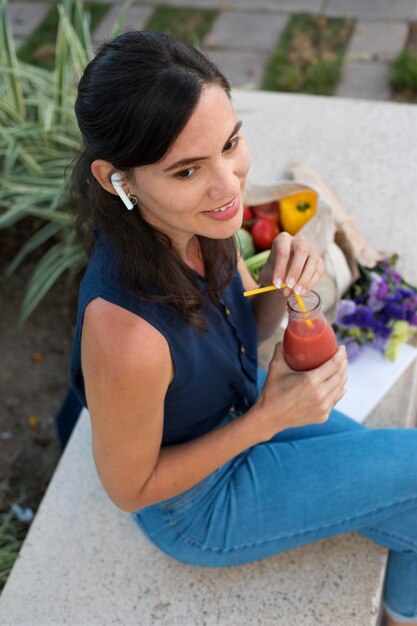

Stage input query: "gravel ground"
[{"left": 0, "top": 248, "right": 79, "bottom": 515}]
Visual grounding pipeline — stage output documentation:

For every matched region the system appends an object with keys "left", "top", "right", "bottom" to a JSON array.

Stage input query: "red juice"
[{"left": 283, "top": 291, "right": 338, "bottom": 371}]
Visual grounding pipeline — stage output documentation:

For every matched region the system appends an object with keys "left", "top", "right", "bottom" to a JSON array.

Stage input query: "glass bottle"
[{"left": 283, "top": 291, "right": 338, "bottom": 371}]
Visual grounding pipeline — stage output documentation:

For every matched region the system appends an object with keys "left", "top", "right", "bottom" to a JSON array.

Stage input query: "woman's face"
[{"left": 129, "top": 84, "right": 251, "bottom": 256}]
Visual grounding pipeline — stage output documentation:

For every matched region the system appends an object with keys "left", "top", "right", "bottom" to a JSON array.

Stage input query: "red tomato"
[
  {"left": 251, "top": 201, "right": 279, "bottom": 222},
  {"left": 242, "top": 204, "right": 255, "bottom": 231},
  {"left": 243, "top": 204, "right": 253, "bottom": 222},
  {"left": 251, "top": 218, "right": 279, "bottom": 251}
]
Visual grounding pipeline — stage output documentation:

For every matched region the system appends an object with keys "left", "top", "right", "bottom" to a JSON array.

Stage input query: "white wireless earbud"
[{"left": 111, "top": 172, "right": 135, "bottom": 210}]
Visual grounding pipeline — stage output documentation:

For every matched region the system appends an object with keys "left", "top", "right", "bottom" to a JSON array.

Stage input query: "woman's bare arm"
[
  {"left": 81, "top": 298, "right": 262, "bottom": 512},
  {"left": 82, "top": 297, "right": 347, "bottom": 513}
]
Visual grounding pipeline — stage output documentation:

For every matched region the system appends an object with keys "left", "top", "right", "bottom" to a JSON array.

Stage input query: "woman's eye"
[
  {"left": 224, "top": 136, "right": 241, "bottom": 152},
  {"left": 176, "top": 167, "right": 196, "bottom": 179}
]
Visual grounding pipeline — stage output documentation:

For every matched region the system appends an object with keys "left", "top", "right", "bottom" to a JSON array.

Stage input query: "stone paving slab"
[
  {"left": 92, "top": 5, "right": 153, "bottom": 46},
  {"left": 7, "top": 2, "right": 50, "bottom": 38},
  {"left": 325, "top": 0, "right": 417, "bottom": 22},
  {"left": 204, "top": 11, "right": 288, "bottom": 51},
  {"left": 335, "top": 62, "right": 391, "bottom": 101},
  {"left": 203, "top": 48, "right": 270, "bottom": 88},
  {"left": 133, "top": 0, "right": 324, "bottom": 13},
  {"left": 345, "top": 21, "right": 409, "bottom": 62}
]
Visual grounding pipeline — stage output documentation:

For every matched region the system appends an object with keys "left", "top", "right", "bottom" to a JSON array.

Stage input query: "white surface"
[{"left": 336, "top": 343, "right": 417, "bottom": 422}]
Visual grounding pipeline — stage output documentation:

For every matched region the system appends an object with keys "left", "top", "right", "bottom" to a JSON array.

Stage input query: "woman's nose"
[{"left": 208, "top": 164, "right": 241, "bottom": 203}]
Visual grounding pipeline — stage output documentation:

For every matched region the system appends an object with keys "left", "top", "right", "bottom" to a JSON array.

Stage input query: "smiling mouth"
[{"left": 208, "top": 196, "right": 238, "bottom": 212}]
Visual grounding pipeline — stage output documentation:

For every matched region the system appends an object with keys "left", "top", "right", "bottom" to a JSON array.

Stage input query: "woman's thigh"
[
  {"left": 269, "top": 408, "right": 365, "bottom": 442},
  {"left": 139, "top": 423, "right": 417, "bottom": 567}
]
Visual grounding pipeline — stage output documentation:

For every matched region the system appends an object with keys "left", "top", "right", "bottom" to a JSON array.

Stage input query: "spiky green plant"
[{"left": 0, "top": 0, "right": 128, "bottom": 324}]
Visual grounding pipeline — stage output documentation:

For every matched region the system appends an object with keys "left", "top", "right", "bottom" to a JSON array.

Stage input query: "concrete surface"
[
  {"left": 325, "top": 0, "right": 417, "bottom": 21},
  {"left": 7, "top": 2, "right": 49, "bottom": 36},
  {"left": 345, "top": 21, "right": 409, "bottom": 62},
  {"left": 92, "top": 5, "right": 153, "bottom": 46},
  {"left": 203, "top": 48, "right": 271, "bottom": 88},
  {"left": 335, "top": 62, "right": 391, "bottom": 100},
  {"left": 204, "top": 11, "right": 288, "bottom": 51},
  {"left": 1, "top": 91, "right": 417, "bottom": 626}
]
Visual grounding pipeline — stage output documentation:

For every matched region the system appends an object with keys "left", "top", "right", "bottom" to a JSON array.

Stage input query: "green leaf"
[
  {"left": 109, "top": 0, "right": 133, "bottom": 40},
  {"left": 17, "top": 206, "right": 73, "bottom": 225},
  {"left": 0, "top": 207, "right": 27, "bottom": 229},
  {"left": 0, "top": 99, "right": 24, "bottom": 124},
  {"left": 20, "top": 245, "right": 86, "bottom": 325},
  {"left": 0, "top": 0, "right": 25, "bottom": 117},
  {"left": 4, "top": 222, "right": 62, "bottom": 277},
  {"left": 58, "top": 4, "right": 91, "bottom": 76}
]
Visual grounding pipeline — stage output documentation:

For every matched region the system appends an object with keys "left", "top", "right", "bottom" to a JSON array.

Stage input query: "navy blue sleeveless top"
[{"left": 70, "top": 232, "right": 259, "bottom": 446}]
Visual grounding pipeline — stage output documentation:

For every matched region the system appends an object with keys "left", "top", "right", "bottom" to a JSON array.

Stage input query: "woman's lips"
[{"left": 204, "top": 196, "right": 240, "bottom": 221}]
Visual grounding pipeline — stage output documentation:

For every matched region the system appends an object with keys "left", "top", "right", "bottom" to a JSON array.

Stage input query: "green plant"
[
  {"left": 0, "top": 510, "right": 26, "bottom": 591},
  {"left": 145, "top": 5, "right": 217, "bottom": 46},
  {"left": 0, "top": 0, "right": 127, "bottom": 325},
  {"left": 18, "top": 2, "right": 109, "bottom": 68},
  {"left": 391, "top": 48, "right": 417, "bottom": 100},
  {"left": 262, "top": 14, "right": 354, "bottom": 95}
]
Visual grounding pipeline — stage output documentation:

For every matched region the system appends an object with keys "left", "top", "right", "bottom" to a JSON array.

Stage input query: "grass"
[
  {"left": 17, "top": 2, "right": 109, "bottom": 68},
  {"left": 390, "top": 23, "right": 417, "bottom": 103},
  {"left": 0, "top": 501, "right": 27, "bottom": 592},
  {"left": 262, "top": 14, "right": 355, "bottom": 96},
  {"left": 144, "top": 4, "right": 218, "bottom": 46}
]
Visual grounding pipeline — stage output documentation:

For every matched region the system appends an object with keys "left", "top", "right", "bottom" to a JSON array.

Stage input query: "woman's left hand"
[{"left": 258, "top": 232, "right": 324, "bottom": 297}]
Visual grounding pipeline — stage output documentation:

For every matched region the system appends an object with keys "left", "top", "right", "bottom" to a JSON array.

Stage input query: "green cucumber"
[
  {"left": 244, "top": 249, "right": 271, "bottom": 282},
  {"left": 235, "top": 228, "right": 255, "bottom": 259}
]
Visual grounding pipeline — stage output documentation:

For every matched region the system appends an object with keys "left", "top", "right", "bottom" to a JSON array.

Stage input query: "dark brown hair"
[{"left": 69, "top": 31, "right": 238, "bottom": 330}]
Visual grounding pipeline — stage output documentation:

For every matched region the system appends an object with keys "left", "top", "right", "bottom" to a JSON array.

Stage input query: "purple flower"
[
  {"left": 371, "top": 335, "right": 390, "bottom": 352},
  {"left": 398, "top": 288, "right": 415, "bottom": 298},
  {"left": 383, "top": 264, "right": 403, "bottom": 284},
  {"left": 352, "top": 306, "right": 374, "bottom": 328},
  {"left": 376, "top": 279, "right": 389, "bottom": 301},
  {"left": 368, "top": 273, "right": 385, "bottom": 311},
  {"left": 335, "top": 300, "right": 357, "bottom": 325},
  {"left": 374, "top": 322, "right": 392, "bottom": 338},
  {"left": 408, "top": 314, "right": 417, "bottom": 326},
  {"left": 335, "top": 256, "right": 417, "bottom": 362},
  {"left": 343, "top": 338, "right": 365, "bottom": 364},
  {"left": 385, "top": 302, "right": 407, "bottom": 320}
]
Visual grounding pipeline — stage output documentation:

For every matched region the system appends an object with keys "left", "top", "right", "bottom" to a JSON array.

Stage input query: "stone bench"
[{"left": 1, "top": 90, "right": 417, "bottom": 626}]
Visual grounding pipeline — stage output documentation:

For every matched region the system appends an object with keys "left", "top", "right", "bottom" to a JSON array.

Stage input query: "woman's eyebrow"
[{"left": 162, "top": 120, "right": 243, "bottom": 172}]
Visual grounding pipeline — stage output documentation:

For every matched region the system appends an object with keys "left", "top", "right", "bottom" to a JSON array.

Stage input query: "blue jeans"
[{"left": 132, "top": 376, "right": 417, "bottom": 622}]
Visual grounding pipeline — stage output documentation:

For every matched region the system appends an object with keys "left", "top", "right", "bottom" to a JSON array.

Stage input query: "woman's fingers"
[
  {"left": 304, "top": 346, "right": 347, "bottom": 386},
  {"left": 297, "top": 257, "right": 325, "bottom": 295},
  {"left": 283, "top": 237, "right": 325, "bottom": 296},
  {"left": 271, "top": 232, "right": 293, "bottom": 288},
  {"left": 301, "top": 265, "right": 324, "bottom": 294},
  {"left": 283, "top": 236, "right": 312, "bottom": 291},
  {"left": 303, "top": 357, "right": 347, "bottom": 421},
  {"left": 268, "top": 233, "right": 324, "bottom": 296}
]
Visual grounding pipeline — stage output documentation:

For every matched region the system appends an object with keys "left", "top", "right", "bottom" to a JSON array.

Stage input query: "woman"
[{"left": 69, "top": 31, "right": 417, "bottom": 625}]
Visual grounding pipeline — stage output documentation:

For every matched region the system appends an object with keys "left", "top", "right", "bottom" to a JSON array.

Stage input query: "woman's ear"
[{"left": 91, "top": 160, "right": 122, "bottom": 196}]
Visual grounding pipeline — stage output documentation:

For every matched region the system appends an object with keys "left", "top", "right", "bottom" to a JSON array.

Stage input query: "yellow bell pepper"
[{"left": 279, "top": 190, "right": 318, "bottom": 235}]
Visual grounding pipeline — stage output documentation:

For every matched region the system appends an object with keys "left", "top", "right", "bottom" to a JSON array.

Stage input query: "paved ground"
[{"left": 7, "top": 0, "right": 417, "bottom": 99}]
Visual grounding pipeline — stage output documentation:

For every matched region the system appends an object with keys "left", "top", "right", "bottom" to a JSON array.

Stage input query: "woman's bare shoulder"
[{"left": 82, "top": 297, "right": 173, "bottom": 378}]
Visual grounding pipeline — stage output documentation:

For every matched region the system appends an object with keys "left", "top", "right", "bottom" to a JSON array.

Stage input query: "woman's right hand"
[{"left": 252, "top": 343, "right": 348, "bottom": 441}]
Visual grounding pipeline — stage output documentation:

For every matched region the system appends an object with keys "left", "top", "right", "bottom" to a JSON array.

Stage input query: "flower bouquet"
[{"left": 333, "top": 255, "right": 417, "bottom": 363}]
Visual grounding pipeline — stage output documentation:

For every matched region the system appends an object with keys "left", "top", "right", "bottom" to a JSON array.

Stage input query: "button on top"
[
  {"left": 225, "top": 307, "right": 231, "bottom": 316},
  {"left": 240, "top": 346, "right": 246, "bottom": 354}
]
